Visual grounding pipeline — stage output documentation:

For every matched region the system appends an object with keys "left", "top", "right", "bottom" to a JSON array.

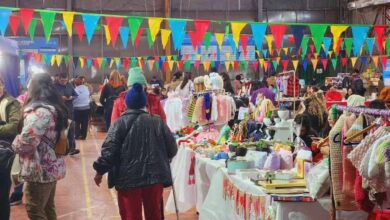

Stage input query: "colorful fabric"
[
  {"left": 347, "top": 94, "right": 366, "bottom": 107},
  {"left": 286, "top": 75, "right": 301, "bottom": 97},
  {"left": 12, "top": 104, "right": 66, "bottom": 183},
  {"left": 375, "top": 139, "right": 390, "bottom": 164}
]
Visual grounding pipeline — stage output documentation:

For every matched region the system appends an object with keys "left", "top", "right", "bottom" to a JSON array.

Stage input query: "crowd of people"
[{"left": 1, "top": 65, "right": 389, "bottom": 220}]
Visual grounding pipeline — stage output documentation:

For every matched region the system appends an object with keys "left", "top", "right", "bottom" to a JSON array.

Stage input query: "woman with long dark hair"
[
  {"left": 175, "top": 72, "right": 194, "bottom": 98},
  {"left": 219, "top": 72, "right": 234, "bottom": 94},
  {"left": 13, "top": 73, "right": 68, "bottom": 220}
]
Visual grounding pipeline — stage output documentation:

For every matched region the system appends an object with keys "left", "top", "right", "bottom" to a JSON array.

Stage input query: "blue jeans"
[{"left": 13, "top": 183, "right": 23, "bottom": 196}]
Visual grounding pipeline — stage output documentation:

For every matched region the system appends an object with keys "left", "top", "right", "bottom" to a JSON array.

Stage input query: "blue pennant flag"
[
  {"left": 160, "top": 56, "right": 166, "bottom": 62},
  {"left": 159, "top": 60, "right": 164, "bottom": 70},
  {"left": 106, "top": 58, "right": 111, "bottom": 66},
  {"left": 365, "top": 38, "right": 375, "bottom": 56},
  {"left": 291, "top": 25, "right": 306, "bottom": 49},
  {"left": 323, "top": 37, "right": 332, "bottom": 56},
  {"left": 119, "top": 27, "right": 130, "bottom": 49},
  {"left": 302, "top": 59, "right": 309, "bottom": 72},
  {"left": 82, "top": 14, "right": 100, "bottom": 44},
  {"left": 262, "top": 49, "right": 268, "bottom": 58},
  {"left": 227, "top": 34, "right": 237, "bottom": 54},
  {"left": 215, "top": 61, "right": 220, "bottom": 71},
  {"left": 352, "top": 26, "right": 370, "bottom": 57},
  {"left": 169, "top": 19, "right": 187, "bottom": 50},
  {"left": 86, "top": 58, "right": 92, "bottom": 68},
  {"left": 361, "top": 57, "right": 368, "bottom": 65},
  {"left": 0, "top": 9, "right": 12, "bottom": 36},
  {"left": 250, "top": 23, "right": 267, "bottom": 50}
]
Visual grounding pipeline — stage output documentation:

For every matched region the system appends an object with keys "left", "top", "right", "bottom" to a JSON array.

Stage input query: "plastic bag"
[
  {"left": 306, "top": 158, "right": 330, "bottom": 198},
  {"left": 263, "top": 152, "right": 281, "bottom": 171},
  {"left": 279, "top": 149, "right": 293, "bottom": 170},
  {"left": 246, "top": 150, "right": 268, "bottom": 169}
]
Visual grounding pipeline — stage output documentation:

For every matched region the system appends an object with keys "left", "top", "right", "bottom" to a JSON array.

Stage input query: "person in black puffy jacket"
[{"left": 93, "top": 83, "right": 177, "bottom": 220}]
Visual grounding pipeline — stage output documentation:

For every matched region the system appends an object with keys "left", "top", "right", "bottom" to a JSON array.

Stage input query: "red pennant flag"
[
  {"left": 336, "top": 38, "right": 343, "bottom": 54},
  {"left": 381, "top": 56, "right": 388, "bottom": 69},
  {"left": 154, "top": 56, "right": 160, "bottom": 61},
  {"left": 33, "top": 53, "right": 42, "bottom": 63},
  {"left": 177, "top": 61, "right": 183, "bottom": 71},
  {"left": 105, "top": 16, "right": 124, "bottom": 48},
  {"left": 139, "top": 59, "right": 145, "bottom": 70},
  {"left": 341, "top": 57, "right": 348, "bottom": 67},
  {"left": 123, "top": 57, "right": 130, "bottom": 69},
  {"left": 162, "top": 61, "right": 168, "bottom": 71},
  {"left": 74, "top": 22, "right": 85, "bottom": 42},
  {"left": 288, "top": 35, "right": 295, "bottom": 44},
  {"left": 194, "top": 20, "right": 211, "bottom": 45},
  {"left": 184, "top": 54, "right": 190, "bottom": 60},
  {"left": 252, "top": 61, "right": 259, "bottom": 71},
  {"left": 213, "top": 53, "right": 217, "bottom": 60},
  {"left": 234, "top": 61, "right": 240, "bottom": 71},
  {"left": 92, "top": 58, "right": 99, "bottom": 69},
  {"left": 309, "top": 45, "right": 315, "bottom": 53},
  {"left": 281, "top": 60, "right": 289, "bottom": 71},
  {"left": 321, "top": 59, "right": 328, "bottom": 70},
  {"left": 374, "top": 25, "right": 387, "bottom": 55},
  {"left": 240, "top": 35, "right": 249, "bottom": 57},
  {"left": 20, "top": 8, "right": 35, "bottom": 34},
  {"left": 9, "top": 15, "right": 19, "bottom": 36},
  {"left": 269, "top": 24, "right": 287, "bottom": 50},
  {"left": 194, "top": 60, "right": 201, "bottom": 70},
  {"left": 188, "top": 31, "right": 198, "bottom": 50},
  {"left": 264, "top": 61, "right": 271, "bottom": 72},
  {"left": 134, "top": 28, "right": 143, "bottom": 47}
]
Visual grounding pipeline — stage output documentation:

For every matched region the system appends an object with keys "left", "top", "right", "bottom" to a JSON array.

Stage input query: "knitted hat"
[
  {"left": 127, "top": 67, "right": 147, "bottom": 86},
  {"left": 125, "top": 83, "right": 147, "bottom": 109}
]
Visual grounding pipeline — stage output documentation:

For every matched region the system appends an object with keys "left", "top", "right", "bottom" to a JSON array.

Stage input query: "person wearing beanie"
[
  {"left": 111, "top": 67, "right": 166, "bottom": 124},
  {"left": 93, "top": 82, "right": 177, "bottom": 220}
]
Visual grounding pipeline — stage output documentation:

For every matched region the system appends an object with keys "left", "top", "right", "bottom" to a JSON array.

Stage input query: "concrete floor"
[{"left": 11, "top": 131, "right": 198, "bottom": 220}]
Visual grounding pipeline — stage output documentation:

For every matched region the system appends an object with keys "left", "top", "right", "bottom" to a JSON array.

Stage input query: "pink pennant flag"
[
  {"left": 252, "top": 61, "right": 259, "bottom": 71},
  {"left": 269, "top": 24, "right": 287, "bottom": 50},
  {"left": 321, "top": 59, "right": 328, "bottom": 70},
  {"left": 194, "top": 60, "right": 201, "bottom": 70},
  {"left": 309, "top": 45, "right": 315, "bottom": 53}
]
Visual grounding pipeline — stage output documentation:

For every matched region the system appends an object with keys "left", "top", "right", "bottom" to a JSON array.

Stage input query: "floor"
[{"left": 10, "top": 131, "right": 198, "bottom": 220}]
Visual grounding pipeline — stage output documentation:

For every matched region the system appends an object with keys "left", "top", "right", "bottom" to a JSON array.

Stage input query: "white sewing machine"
[{"left": 267, "top": 110, "right": 295, "bottom": 142}]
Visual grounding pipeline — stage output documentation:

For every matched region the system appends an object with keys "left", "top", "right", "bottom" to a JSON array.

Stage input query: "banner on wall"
[{"left": 10, "top": 37, "right": 59, "bottom": 53}]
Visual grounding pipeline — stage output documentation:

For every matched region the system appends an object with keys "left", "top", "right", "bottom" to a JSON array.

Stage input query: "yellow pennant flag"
[
  {"left": 231, "top": 22, "right": 247, "bottom": 48},
  {"left": 225, "top": 61, "right": 231, "bottom": 72},
  {"left": 283, "top": 48, "right": 288, "bottom": 55},
  {"left": 166, "top": 56, "right": 172, "bottom": 61},
  {"left": 226, "top": 53, "right": 231, "bottom": 60},
  {"left": 350, "top": 57, "right": 357, "bottom": 68},
  {"left": 97, "top": 57, "right": 103, "bottom": 69},
  {"left": 62, "top": 12, "right": 75, "bottom": 37},
  {"left": 168, "top": 61, "right": 175, "bottom": 71},
  {"left": 203, "top": 61, "right": 211, "bottom": 72},
  {"left": 264, "top": 61, "right": 269, "bottom": 72},
  {"left": 255, "top": 50, "right": 260, "bottom": 57},
  {"left": 311, "top": 58, "right": 318, "bottom": 70},
  {"left": 215, "top": 33, "right": 225, "bottom": 49},
  {"left": 293, "top": 60, "right": 299, "bottom": 71},
  {"left": 148, "top": 60, "right": 155, "bottom": 71},
  {"left": 79, "top": 57, "right": 85, "bottom": 68},
  {"left": 330, "top": 25, "right": 348, "bottom": 52},
  {"left": 275, "top": 57, "right": 281, "bottom": 63},
  {"left": 328, "top": 51, "right": 333, "bottom": 58},
  {"left": 372, "top": 56, "right": 379, "bottom": 68},
  {"left": 265, "top": 35, "right": 273, "bottom": 52},
  {"left": 148, "top": 18, "right": 163, "bottom": 43},
  {"left": 137, "top": 57, "right": 142, "bottom": 62},
  {"left": 259, "top": 59, "right": 265, "bottom": 70},
  {"left": 104, "top": 25, "right": 111, "bottom": 45},
  {"left": 196, "top": 54, "right": 201, "bottom": 61},
  {"left": 51, "top": 55, "right": 56, "bottom": 66},
  {"left": 56, "top": 55, "right": 63, "bottom": 67},
  {"left": 114, "top": 57, "right": 121, "bottom": 67},
  {"left": 160, "top": 29, "right": 171, "bottom": 49},
  {"left": 110, "top": 59, "right": 115, "bottom": 68},
  {"left": 314, "top": 53, "right": 319, "bottom": 59}
]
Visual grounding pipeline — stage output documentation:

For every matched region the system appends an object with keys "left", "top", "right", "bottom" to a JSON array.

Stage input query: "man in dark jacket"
[
  {"left": 351, "top": 69, "right": 366, "bottom": 96},
  {"left": 93, "top": 83, "right": 177, "bottom": 220},
  {"left": 53, "top": 73, "right": 80, "bottom": 155},
  {"left": 0, "top": 78, "right": 21, "bottom": 220}
]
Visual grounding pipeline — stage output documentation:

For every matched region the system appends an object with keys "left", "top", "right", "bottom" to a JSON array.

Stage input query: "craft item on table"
[
  {"left": 271, "top": 195, "right": 315, "bottom": 202},
  {"left": 212, "top": 152, "right": 229, "bottom": 160},
  {"left": 245, "top": 150, "right": 268, "bottom": 169},
  {"left": 187, "top": 96, "right": 198, "bottom": 122},
  {"left": 296, "top": 159, "right": 312, "bottom": 179},
  {"left": 266, "top": 188, "right": 309, "bottom": 194},
  {"left": 273, "top": 142, "right": 292, "bottom": 152},
  {"left": 257, "top": 178, "right": 306, "bottom": 190},
  {"left": 306, "top": 158, "right": 331, "bottom": 199},
  {"left": 226, "top": 158, "right": 250, "bottom": 174},
  {"left": 238, "top": 107, "right": 249, "bottom": 120},
  {"left": 217, "top": 124, "right": 231, "bottom": 145},
  {"left": 279, "top": 149, "right": 294, "bottom": 170},
  {"left": 236, "top": 168, "right": 267, "bottom": 180},
  {"left": 296, "top": 150, "right": 313, "bottom": 161},
  {"left": 263, "top": 152, "right": 281, "bottom": 171},
  {"left": 273, "top": 170, "right": 296, "bottom": 180}
]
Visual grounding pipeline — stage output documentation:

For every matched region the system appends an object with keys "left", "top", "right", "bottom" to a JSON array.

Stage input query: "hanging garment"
[
  {"left": 164, "top": 97, "right": 183, "bottom": 132},
  {"left": 286, "top": 75, "right": 301, "bottom": 97},
  {"left": 211, "top": 94, "right": 218, "bottom": 122},
  {"left": 253, "top": 99, "right": 274, "bottom": 124}
]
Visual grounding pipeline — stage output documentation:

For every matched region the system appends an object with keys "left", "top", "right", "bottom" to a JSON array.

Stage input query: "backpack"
[{"left": 0, "top": 140, "right": 14, "bottom": 174}]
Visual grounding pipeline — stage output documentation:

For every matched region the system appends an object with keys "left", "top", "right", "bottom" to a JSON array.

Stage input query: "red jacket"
[
  {"left": 111, "top": 91, "right": 166, "bottom": 124},
  {"left": 287, "top": 76, "right": 301, "bottom": 97},
  {"left": 325, "top": 90, "right": 343, "bottom": 102}
]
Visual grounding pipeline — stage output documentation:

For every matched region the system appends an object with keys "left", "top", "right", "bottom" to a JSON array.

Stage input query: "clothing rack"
[
  {"left": 193, "top": 89, "right": 225, "bottom": 96},
  {"left": 333, "top": 104, "right": 390, "bottom": 116}
]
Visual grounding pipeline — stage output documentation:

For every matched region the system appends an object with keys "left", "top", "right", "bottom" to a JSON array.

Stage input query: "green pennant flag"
[
  {"left": 307, "top": 25, "right": 326, "bottom": 53},
  {"left": 184, "top": 61, "right": 191, "bottom": 71},
  {"left": 225, "top": 24, "right": 230, "bottom": 35},
  {"left": 331, "top": 58, "right": 337, "bottom": 70},
  {"left": 128, "top": 17, "right": 143, "bottom": 45},
  {"left": 42, "top": 54, "right": 48, "bottom": 65},
  {"left": 154, "top": 60, "right": 160, "bottom": 71},
  {"left": 28, "top": 19, "right": 38, "bottom": 40},
  {"left": 344, "top": 38, "right": 353, "bottom": 57},
  {"left": 211, "top": 60, "right": 216, "bottom": 68},
  {"left": 272, "top": 60, "right": 278, "bottom": 71},
  {"left": 240, "top": 61, "right": 248, "bottom": 71},
  {"left": 40, "top": 11, "right": 57, "bottom": 42},
  {"left": 203, "top": 32, "right": 212, "bottom": 50},
  {"left": 63, "top": 55, "right": 70, "bottom": 66},
  {"left": 146, "top": 29, "right": 153, "bottom": 48},
  {"left": 309, "top": 24, "right": 328, "bottom": 53},
  {"left": 101, "top": 58, "right": 107, "bottom": 69},
  {"left": 131, "top": 58, "right": 138, "bottom": 68},
  {"left": 301, "top": 36, "right": 310, "bottom": 59},
  {"left": 172, "top": 55, "right": 178, "bottom": 61},
  {"left": 386, "top": 38, "right": 390, "bottom": 56}
]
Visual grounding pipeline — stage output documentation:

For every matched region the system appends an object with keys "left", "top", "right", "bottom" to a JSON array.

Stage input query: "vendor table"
[{"left": 165, "top": 145, "right": 330, "bottom": 220}]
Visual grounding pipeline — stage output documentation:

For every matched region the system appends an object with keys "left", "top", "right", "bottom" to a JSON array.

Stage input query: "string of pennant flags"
[
  {"left": 24, "top": 50, "right": 387, "bottom": 74},
  {"left": 1, "top": 6, "right": 389, "bottom": 70}
]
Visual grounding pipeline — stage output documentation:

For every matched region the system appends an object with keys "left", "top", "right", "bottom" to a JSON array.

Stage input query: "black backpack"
[{"left": 0, "top": 140, "right": 14, "bottom": 174}]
